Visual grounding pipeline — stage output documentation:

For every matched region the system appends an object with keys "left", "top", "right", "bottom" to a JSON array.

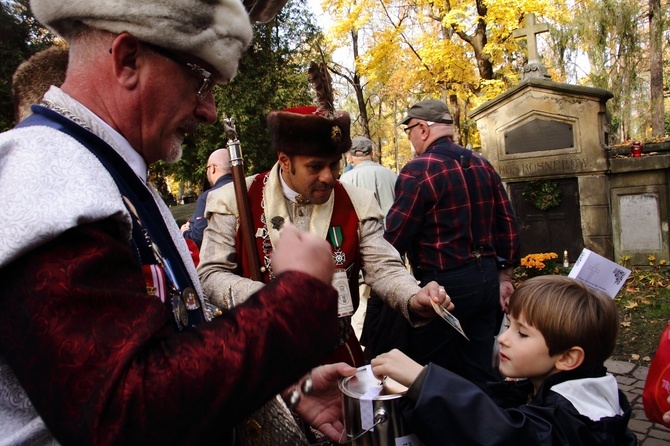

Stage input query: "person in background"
[
  {"left": 181, "top": 148, "right": 233, "bottom": 248},
  {"left": 342, "top": 151, "right": 354, "bottom": 174},
  {"left": 0, "top": 0, "right": 356, "bottom": 443},
  {"left": 339, "top": 136, "right": 397, "bottom": 218},
  {"left": 339, "top": 136, "right": 398, "bottom": 338},
  {"left": 382, "top": 98, "right": 521, "bottom": 390},
  {"left": 371, "top": 276, "right": 637, "bottom": 446}
]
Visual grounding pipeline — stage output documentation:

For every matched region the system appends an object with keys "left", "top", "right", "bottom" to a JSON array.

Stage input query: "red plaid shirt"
[{"left": 385, "top": 137, "right": 520, "bottom": 272}]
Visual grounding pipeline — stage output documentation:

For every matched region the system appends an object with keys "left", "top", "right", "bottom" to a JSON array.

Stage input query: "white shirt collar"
[{"left": 278, "top": 164, "right": 300, "bottom": 203}]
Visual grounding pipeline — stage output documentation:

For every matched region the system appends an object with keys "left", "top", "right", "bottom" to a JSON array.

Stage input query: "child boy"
[{"left": 371, "top": 275, "right": 637, "bottom": 445}]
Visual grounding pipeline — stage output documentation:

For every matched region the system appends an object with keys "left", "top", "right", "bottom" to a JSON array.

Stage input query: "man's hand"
[
  {"left": 410, "top": 281, "right": 454, "bottom": 318},
  {"left": 291, "top": 363, "right": 357, "bottom": 442},
  {"left": 272, "top": 223, "right": 335, "bottom": 285},
  {"left": 180, "top": 221, "right": 190, "bottom": 234},
  {"left": 498, "top": 267, "right": 515, "bottom": 313}
]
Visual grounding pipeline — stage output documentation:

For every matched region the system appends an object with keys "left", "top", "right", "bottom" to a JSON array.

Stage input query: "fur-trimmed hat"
[
  {"left": 12, "top": 45, "right": 69, "bottom": 122},
  {"left": 30, "top": 0, "right": 254, "bottom": 83},
  {"left": 266, "top": 106, "right": 351, "bottom": 157}
]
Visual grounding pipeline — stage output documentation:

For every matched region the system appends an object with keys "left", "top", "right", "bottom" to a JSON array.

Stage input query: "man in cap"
[
  {"left": 0, "top": 0, "right": 357, "bottom": 443},
  {"left": 339, "top": 136, "right": 397, "bottom": 218},
  {"left": 383, "top": 99, "right": 520, "bottom": 390},
  {"left": 181, "top": 148, "right": 234, "bottom": 249}
]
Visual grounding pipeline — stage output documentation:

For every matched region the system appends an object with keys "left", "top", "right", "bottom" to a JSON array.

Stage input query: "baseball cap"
[
  {"left": 349, "top": 136, "right": 373, "bottom": 156},
  {"left": 400, "top": 99, "right": 454, "bottom": 126}
]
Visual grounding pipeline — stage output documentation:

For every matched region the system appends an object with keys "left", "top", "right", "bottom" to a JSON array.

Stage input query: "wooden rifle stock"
[{"left": 224, "top": 118, "right": 263, "bottom": 281}]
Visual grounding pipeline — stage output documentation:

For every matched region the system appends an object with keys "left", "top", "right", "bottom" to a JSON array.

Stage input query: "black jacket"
[{"left": 403, "top": 364, "right": 637, "bottom": 445}]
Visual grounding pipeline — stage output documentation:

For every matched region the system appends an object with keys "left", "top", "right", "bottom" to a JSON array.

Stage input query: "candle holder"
[{"left": 631, "top": 141, "right": 643, "bottom": 158}]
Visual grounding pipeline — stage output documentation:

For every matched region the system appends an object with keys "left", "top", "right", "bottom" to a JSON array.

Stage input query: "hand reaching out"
[{"left": 410, "top": 281, "right": 454, "bottom": 318}]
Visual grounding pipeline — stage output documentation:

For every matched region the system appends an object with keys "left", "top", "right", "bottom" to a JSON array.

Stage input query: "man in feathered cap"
[
  {"left": 199, "top": 94, "right": 453, "bottom": 443},
  {"left": 199, "top": 66, "right": 452, "bottom": 372},
  {"left": 0, "top": 0, "right": 357, "bottom": 444}
]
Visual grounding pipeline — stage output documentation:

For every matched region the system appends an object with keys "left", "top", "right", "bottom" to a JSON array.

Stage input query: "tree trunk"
[{"left": 649, "top": 0, "right": 664, "bottom": 138}]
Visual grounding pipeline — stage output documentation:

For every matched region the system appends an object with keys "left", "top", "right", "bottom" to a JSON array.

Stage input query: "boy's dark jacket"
[{"left": 404, "top": 364, "right": 637, "bottom": 445}]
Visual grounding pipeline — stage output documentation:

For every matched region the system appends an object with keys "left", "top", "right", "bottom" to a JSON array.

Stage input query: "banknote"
[{"left": 431, "top": 299, "right": 469, "bottom": 340}]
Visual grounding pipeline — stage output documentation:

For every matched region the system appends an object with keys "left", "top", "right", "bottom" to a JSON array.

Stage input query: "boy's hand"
[{"left": 370, "top": 349, "right": 424, "bottom": 388}]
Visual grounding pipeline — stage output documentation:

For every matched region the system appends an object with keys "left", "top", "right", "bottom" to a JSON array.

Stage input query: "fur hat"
[
  {"left": 30, "top": 0, "right": 253, "bottom": 83},
  {"left": 12, "top": 45, "right": 69, "bottom": 122},
  {"left": 266, "top": 62, "right": 351, "bottom": 157},
  {"left": 266, "top": 106, "right": 351, "bottom": 157}
]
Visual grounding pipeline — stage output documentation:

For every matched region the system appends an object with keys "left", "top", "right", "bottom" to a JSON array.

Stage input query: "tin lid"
[{"left": 338, "top": 365, "right": 404, "bottom": 400}]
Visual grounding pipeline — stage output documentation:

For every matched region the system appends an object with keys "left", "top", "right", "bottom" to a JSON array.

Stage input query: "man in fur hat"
[
  {"left": 0, "top": 0, "right": 361, "bottom": 444},
  {"left": 199, "top": 104, "right": 453, "bottom": 367},
  {"left": 199, "top": 103, "right": 453, "bottom": 444}
]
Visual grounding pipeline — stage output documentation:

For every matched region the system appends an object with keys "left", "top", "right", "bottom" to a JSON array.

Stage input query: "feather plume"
[{"left": 307, "top": 61, "right": 336, "bottom": 119}]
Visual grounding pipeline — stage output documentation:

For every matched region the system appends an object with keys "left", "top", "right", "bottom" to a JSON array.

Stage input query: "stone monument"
[
  {"left": 470, "top": 14, "right": 670, "bottom": 267},
  {"left": 470, "top": 13, "right": 614, "bottom": 261}
]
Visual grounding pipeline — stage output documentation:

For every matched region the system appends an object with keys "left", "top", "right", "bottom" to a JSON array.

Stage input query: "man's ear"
[
  {"left": 555, "top": 346, "right": 585, "bottom": 371},
  {"left": 109, "top": 33, "right": 141, "bottom": 90},
  {"left": 278, "top": 152, "right": 290, "bottom": 171}
]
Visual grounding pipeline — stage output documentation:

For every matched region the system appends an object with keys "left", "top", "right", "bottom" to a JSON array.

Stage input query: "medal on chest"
[
  {"left": 329, "top": 226, "right": 354, "bottom": 317},
  {"left": 329, "top": 226, "right": 346, "bottom": 266}
]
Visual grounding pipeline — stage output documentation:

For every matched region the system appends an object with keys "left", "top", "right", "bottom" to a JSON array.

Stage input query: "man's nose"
[{"left": 319, "top": 167, "right": 335, "bottom": 184}]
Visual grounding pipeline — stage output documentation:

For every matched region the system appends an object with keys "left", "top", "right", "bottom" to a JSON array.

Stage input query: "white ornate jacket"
[{"left": 0, "top": 87, "right": 201, "bottom": 445}]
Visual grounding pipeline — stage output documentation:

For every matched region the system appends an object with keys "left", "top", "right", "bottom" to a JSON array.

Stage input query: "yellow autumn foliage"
[{"left": 321, "top": 0, "right": 575, "bottom": 160}]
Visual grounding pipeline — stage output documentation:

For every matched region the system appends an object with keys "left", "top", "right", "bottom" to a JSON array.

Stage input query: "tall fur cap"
[
  {"left": 29, "top": 0, "right": 253, "bottom": 83},
  {"left": 266, "top": 106, "right": 352, "bottom": 157}
]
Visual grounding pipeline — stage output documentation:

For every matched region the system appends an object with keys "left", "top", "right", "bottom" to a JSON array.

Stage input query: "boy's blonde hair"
[{"left": 508, "top": 275, "right": 619, "bottom": 372}]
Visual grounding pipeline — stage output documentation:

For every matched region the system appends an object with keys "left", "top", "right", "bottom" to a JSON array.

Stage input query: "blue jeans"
[{"left": 409, "top": 257, "right": 501, "bottom": 389}]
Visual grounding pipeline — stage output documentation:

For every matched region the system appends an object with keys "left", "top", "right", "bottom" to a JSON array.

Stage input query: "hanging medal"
[
  {"left": 329, "top": 226, "right": 346, "bottom": 266},
  {"left": 328, "top": 226, "right": 354, "bottom": 318}
]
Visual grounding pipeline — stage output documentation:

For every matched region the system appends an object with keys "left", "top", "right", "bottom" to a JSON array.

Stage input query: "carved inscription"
[{"left": 499, "top": 158, "right": 589, "bottom": 177}]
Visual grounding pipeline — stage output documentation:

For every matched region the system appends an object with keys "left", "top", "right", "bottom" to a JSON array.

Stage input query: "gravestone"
[
  {"left": 471, "top": 15, "right": 670, "bottom": 266},
  {"left": 470, "top": 14, "right": 614, "bottom": 261},
  {"left": 609, "top": 153, "right": 670, "bottom": 266}
]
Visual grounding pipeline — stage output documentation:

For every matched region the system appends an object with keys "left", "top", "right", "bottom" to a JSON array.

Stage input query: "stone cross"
[{"left": 512, "top": 13, "right": 551, "bottom": 80}]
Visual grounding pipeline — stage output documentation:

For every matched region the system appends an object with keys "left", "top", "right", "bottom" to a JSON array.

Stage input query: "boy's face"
[{"left": 498, "top": 314, "right": 564, "bottom": 394}]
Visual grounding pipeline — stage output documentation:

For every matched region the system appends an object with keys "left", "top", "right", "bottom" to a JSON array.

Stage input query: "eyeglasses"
[
  {"left": 403, "top": 122, "right": 421, "bottom": 135},
  {"left": 144, "top": 43, "right": 214, "bottom": 102}
]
